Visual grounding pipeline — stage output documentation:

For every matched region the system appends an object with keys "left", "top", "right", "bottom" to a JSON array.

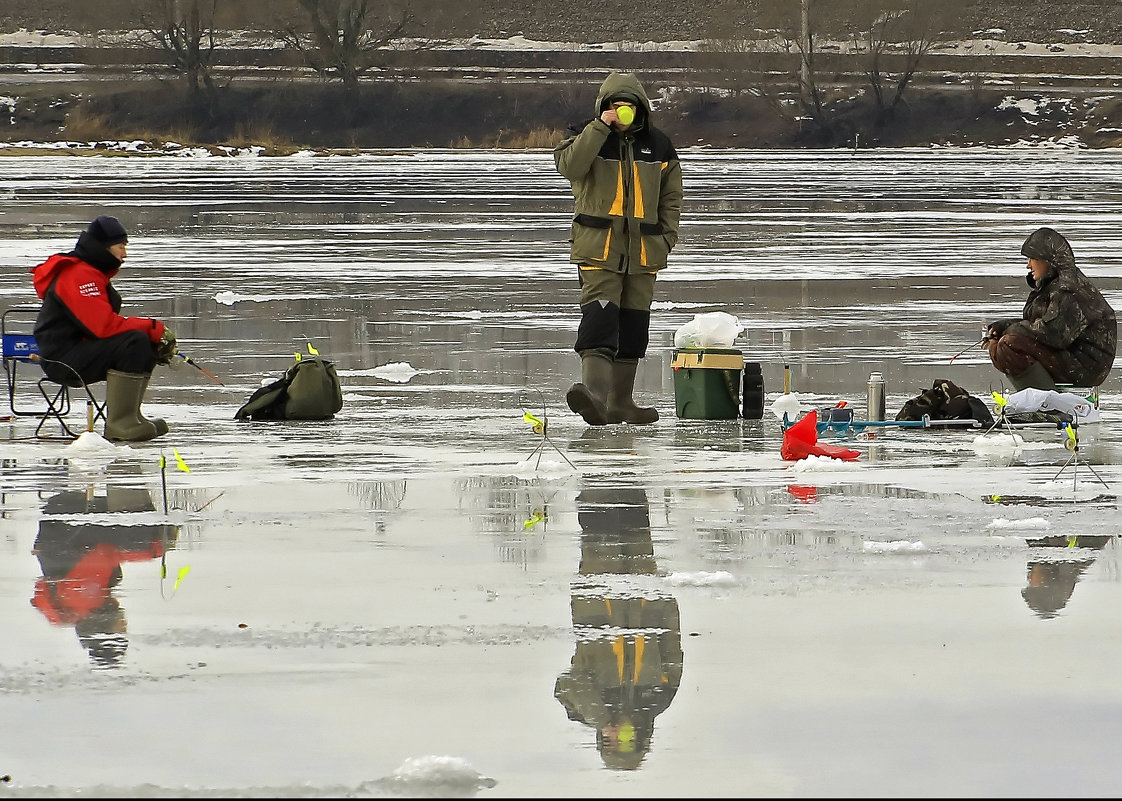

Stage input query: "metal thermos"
[{"left": 867, "top": 371, "right": 886, "bottom": 421}]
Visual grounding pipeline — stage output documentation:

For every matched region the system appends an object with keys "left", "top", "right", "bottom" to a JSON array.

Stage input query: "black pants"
[{"left": 42, "top": 331, "right": 156, "bottom": 386}]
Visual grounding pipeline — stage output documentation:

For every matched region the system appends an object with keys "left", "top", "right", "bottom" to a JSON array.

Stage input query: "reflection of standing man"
[
  {"left": 555, "top": 71, "right": 683, "bottom": 426},
  {"left": 555, "top": 486, "right": 683, "bottom": 770},
  {"left": 31, "top": 487, "right": 178, "bottom": 669},
  {"left": 1022, "top": 535, "right": 1110, "bottom": 619}
]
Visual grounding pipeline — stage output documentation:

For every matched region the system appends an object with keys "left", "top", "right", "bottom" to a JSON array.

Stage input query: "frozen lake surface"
[{"left": 2, "top": 146, "right": 1122, "bottom": 797}]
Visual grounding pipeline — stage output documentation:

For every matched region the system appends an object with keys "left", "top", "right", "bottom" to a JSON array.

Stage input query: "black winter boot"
[
  {"left": 1008, "top": 362, "right": 1058, "bottom": 391},
  {"left": 104, "top": 370, "right": 161, "bottom": 442},
  {"left": 566, "top": 353, "right": 612, "bottom": 426},
  {"left": 606, "top": 359, "right": 659, "bottom": 424}
]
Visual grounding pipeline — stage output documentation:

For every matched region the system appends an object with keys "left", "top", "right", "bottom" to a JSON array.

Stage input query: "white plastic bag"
[
  {"left": 1001, "top": 388, "right": 1100, "bottom": 423},
  {"left": 673, "top": 312, "right": 743, "bottom": 349}
]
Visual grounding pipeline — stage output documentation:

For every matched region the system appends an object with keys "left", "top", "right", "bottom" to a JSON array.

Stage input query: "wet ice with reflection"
[{"left": 1, "top": 147, "right": 1122, "bottom": 796}]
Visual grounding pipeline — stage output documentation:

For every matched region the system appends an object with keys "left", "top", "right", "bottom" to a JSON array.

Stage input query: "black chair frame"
[{"left": 2, "top": 306, "right": 107, "bottom": 440}]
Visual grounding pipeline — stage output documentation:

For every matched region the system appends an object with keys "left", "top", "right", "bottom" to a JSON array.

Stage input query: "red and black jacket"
[{"left": 30, "top": 232, "right": 164, "bottom": 361}]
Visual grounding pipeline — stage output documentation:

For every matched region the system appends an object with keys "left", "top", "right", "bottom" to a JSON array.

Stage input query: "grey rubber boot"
[
  {"left": 139, "top": 372, "right": 169, "bottom": 436},
  {"left": 566, "top": 353, "right": 612, "bottom": 426},
  {"left": 1008, "top": 362, "right": 1058, "bottom": 391},
  {"left": 606, "top": 359, "right": 659, "bottom": 424},
  {"left": 104, "top": 369, "right": 161, "bottom": 442}
]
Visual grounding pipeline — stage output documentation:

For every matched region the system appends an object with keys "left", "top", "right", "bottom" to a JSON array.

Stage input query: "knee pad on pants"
[
  {"left": 574, "top": 299, "right": 620, "bottom": 355},
  {"left": 617, "top": 307, "right": 651, "bottom": 360}
]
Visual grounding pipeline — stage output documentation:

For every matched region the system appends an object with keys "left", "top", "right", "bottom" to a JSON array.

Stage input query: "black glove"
[{"left": 155, "top": 327, "right": 177, "bottom": 365}]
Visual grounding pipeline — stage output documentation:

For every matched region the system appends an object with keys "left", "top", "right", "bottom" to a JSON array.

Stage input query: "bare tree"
[
  {"left": 153, "top": 0, "right": 220, "bottom": 97},
  {"left": 272, "top": 0, "right": 411, "bottom": 93},
  {"left": 755, "top": 0, "right": 854, "bottom": 133},
  {"left": 852, "top": 0, "right": 965, "bottom": 125},
  {"left": 100, "top": 0, "right": 227, "bottom": 101}
]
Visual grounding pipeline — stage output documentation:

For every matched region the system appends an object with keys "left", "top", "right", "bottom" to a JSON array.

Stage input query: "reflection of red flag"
[
  {"left": 781, "top": 410, "right": 861, "bottom": 462},
  {"left": 787, "top": 485, "right": 818, "bottom": 503}
]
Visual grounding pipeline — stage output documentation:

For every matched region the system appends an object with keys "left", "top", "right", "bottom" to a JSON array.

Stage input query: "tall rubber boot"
[
  {"left": 104, "top": 369, "right": 161, "bottom": 442},
  {"left": 606, "top": 359, "right": 659, "bottom": 424},
  {"left": 566, "top": 353, "right": 612, "bottom": 426},
  {"left": 138, "top": 372, "right": 169, "bottom": 436},
  {"left": 1008, "top": 362, "right": 1058, "bottom": 391}
]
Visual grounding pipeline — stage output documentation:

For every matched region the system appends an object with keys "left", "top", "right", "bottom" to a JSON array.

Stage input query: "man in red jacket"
[{"left": 31, "top": 215, "right": 176, "bottom": 441}]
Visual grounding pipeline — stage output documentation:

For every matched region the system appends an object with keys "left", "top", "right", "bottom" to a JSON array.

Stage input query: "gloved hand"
[{"left": 155, "top": 327, "right": 177, "bottom": 365}]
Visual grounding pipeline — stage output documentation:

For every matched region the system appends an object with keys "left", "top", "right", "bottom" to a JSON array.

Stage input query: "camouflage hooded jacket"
[
  {"left": 554, "top": 71, "right": 683, "bottom": 273},
  {"left": 993, "top": 227, "right": 1117, "bottom": 385}
]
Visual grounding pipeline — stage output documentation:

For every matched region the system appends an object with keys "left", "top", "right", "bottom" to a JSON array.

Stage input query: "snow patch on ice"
[
  {"left": 863, "top": 540, "right": 928, "bottom": 553},
  {"left": 214, "top": 290, "right": 282, "bottom": 305},
  {"left": 788, "top": 454, "right": 863, "bottom": 471},
  {"left": 972, "top": 432, "right": 1024, "bottom": 450},
  {"left": 509, "top": 454, "right": 576, "bottom": 477},
  {"left": 971, "top": 432, "right": 1058, "bottom": 451},
  {"left": 369, "top": 362, "right": 421, "bottom": 383},
  {"left": 666, "top": 570, "right": 737, "bottom": 586},
  {"left": 379, "top": 754, "right": 497, "bottom": 790},
  {"left": 65, "top": 430, "right": 118, "bottom": 453},
  {"left": 986, "top": 517, "right": 1051, "bottom": 530}
]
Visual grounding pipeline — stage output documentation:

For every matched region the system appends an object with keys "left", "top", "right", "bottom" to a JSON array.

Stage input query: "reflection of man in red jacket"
[{"left": 31, "top": 488, "right": 177, "bottom": 669}]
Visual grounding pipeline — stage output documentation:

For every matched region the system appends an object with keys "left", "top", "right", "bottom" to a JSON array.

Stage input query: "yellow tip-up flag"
[
  {"left": 991, "top": 391, "right": 1007, "bottom": 410},
  {"left": 173, "top": 565, "right": 191, "bottom": 591},
  {"left": 306, "top": 342, "right": 320, "bottom": 356},
  {"left": 523, "top": 412, "right": 545, "bottom": 435},
  {"left": 173, "top": 448, "right": 192, "bottom": 473}
]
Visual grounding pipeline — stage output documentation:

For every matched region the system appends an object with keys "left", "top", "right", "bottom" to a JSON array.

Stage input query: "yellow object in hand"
[{"left": 616, "top": 105, "right": 635, "bottom": 125}]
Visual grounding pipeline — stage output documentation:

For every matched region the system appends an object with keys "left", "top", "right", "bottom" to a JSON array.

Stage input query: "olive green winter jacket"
[{"left": 554, "top": 72, "right": 683, "bottom": 273}]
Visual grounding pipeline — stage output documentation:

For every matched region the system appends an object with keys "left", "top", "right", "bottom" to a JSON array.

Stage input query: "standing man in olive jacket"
[
  {"left": 986, "top": 227, "right": 1116, "bottom": 390},
  {"left": 555, "top": 71, "right": 683, "bottom": 426}
]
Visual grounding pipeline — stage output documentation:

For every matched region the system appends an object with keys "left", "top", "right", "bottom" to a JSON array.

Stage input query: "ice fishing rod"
[
  {"left": 949, "top": 336, "right": 989, "bottom": 364},
  {"left": 176, "top": 351, "right": 224, "bottom": 385}
]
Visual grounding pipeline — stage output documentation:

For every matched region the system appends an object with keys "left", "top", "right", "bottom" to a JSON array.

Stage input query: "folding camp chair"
[{"left": 2, "top": 305, "right": 106, "bottom": 440}]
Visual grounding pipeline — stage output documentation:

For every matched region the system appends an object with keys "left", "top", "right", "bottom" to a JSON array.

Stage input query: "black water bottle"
[{"left": 742, "top": 362, "right": 764, "bottom": 419}]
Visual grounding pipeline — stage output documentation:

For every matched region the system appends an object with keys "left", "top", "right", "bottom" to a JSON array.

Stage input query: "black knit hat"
[
  {"left": 603, "top": 90, "right": 643, "bottom": 111},
  {"left": 87, "top": 215, "right": 128, "bottom": 246},
  {"left": 608, "top": 91, "right": 642, "bottom": 105}
]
